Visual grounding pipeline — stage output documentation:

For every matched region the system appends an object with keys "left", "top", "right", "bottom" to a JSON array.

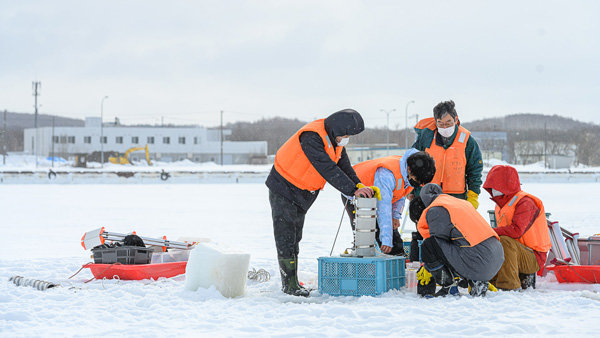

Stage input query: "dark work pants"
[
  {"left": 341, "top": 196, "right": 404, "bottom": 256},
  {"left": 269, "top": 189, "right": 306, "bottom": 259},
  {"left": 420, "top": 237, "right": 454, "bottom": 272}
]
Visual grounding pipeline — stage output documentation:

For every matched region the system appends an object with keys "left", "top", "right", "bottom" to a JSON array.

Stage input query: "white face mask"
[
  {"left": 438, "top": 125, "right": 455, "bottom": 138},
  {"left": 337, "top": 137, "right": 349, "bottom": 147},
  {"left": 492, "top": 189, "right": 504, "bottom": 197}
]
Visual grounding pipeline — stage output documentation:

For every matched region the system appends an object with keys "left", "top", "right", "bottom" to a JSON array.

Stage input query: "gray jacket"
[{"left": 421, "top": 184, "right": 504, "bottom": 281}]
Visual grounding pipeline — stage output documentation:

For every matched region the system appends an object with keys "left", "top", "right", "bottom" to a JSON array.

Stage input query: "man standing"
[
  {"left": 409, "top": 183, "right": 504, "bottom": 297},
  {"left": 412, "top": 100, "right": 483, "bottom": 209},
  {"left": 266, "top": 109, "right": 373, "bottom": 297},
  {"left": 344, "top": 150, "right": 435, "bottom": 255},
  {"left": 483, "top": 165, "right": 552, "bottom": 291}
]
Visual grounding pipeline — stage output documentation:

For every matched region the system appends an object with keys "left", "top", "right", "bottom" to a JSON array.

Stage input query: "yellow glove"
[
  {"left": 467, "top": 190, "right": 479, "bottom": 209},
  {"left": 370, "top": 186, "right": 381, "bottom": 201},
  {"left": 417, "top": 266, "right": 433, "bottom": 285},
  {"left": 356, "top": 184, "right": 381, "bottom": 201}
]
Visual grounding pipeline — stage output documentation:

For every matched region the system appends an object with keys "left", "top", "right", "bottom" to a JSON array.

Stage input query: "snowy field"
[{"left": 1, "top": 181, "right": 600, "bottom": 337}]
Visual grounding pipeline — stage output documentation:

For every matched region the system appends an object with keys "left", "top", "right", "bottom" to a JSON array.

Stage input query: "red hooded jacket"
[{"left": 483, "top": 165, "right": 548, "bottom": 269}]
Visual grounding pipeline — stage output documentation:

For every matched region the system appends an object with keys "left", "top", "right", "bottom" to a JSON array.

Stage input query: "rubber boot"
[
  {"left": 409, "top": 232, "right": 423, "bottom": 262},
  {"left": 520, "top": 273, "right": 536, "bottom": 290},
  {"left": 278, "top": 257, "right": 310, "bottom": 297}
]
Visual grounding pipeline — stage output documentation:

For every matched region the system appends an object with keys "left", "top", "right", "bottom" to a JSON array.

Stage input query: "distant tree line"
[
  {"left": 2, "top": 111, "right": 598, "bottom": 166},
  {"left": 225, "top": 117, "right": 417, "bottom": 155},
  {"left": 464, "top": 114, "right": 600, "bottom": 166}
]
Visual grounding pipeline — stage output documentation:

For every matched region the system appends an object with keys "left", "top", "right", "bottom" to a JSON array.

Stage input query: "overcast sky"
[{"left": 1, "top": 0, "right": 598, "bottom": 129}]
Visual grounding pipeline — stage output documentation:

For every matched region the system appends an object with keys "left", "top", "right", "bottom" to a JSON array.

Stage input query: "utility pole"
[
  {"left": 100, "top": 96, "right": 108, "bottom": 168},
  {"left": 544, "top": 122, "right": 547, "bottom": 169},
  {"left": 51, "top": 117, "right": 55, "bottom": 168},
  {"left": 405, "top": 100, "right": 415, "bottom": 148},
  {"left": 2, "top": 110, "right": 6, "bottom": 165},
  {"left": 381, "top": 109, "right": 395, "bottom": 155},
  {"left": 32, "top": 81, "right": 41, "bottom": 168},
  {"left": 220, "top": 110, "right": 223, "bottom": 166}
]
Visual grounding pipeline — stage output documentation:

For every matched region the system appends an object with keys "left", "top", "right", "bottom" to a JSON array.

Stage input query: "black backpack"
[{"left": 123, "top": 234, "right": 145, "bottom": 247}]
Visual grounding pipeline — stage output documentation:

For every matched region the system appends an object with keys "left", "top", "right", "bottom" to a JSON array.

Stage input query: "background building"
[{"left": 24, "top": 117, "right": 268, "bottom": 164}]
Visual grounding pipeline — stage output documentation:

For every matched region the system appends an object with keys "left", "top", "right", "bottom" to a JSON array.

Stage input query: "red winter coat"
[{"left": 483, "top": 165, "right": 548, "bottom": 269}]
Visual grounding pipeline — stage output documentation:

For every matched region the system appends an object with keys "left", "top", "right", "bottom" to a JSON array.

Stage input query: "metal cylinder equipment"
[{"left": 353, "top": 197, "right": 377, "bottom": 257}]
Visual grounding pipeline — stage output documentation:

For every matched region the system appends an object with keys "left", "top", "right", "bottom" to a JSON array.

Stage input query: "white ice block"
[{"left": 184, "top": 242, "right": 250, "bottom": 298}]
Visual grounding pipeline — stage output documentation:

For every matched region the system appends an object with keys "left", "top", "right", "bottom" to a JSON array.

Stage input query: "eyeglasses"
[{"left": 436, "top": 120, "right": 455, "bottom": 129}]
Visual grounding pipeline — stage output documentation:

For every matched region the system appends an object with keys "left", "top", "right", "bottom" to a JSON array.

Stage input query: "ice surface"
[
  {"left": 1, "top": 176, "right": 600, "bottom": 336},
  {"left": 184, "top": 242, "right": 250, "bottom": 298}
]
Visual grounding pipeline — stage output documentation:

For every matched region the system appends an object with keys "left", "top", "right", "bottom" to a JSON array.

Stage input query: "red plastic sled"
[
  {"left": 84, "top": 262, "right": 187, "bottom": 280},
  {"left": 547, "top": 265, "right": 600, "bottom": 284}
]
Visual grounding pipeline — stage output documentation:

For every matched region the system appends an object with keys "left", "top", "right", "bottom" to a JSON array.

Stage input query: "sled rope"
[
  {"left": 561, "top": 264, "right": 600, "bottom": 284},
  {"left": 69, "top": 262, "right": 123, "bottom": 283}
]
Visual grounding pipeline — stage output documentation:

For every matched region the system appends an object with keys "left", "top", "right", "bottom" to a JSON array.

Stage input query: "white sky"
[{"left": 1, "top": 0, "right": 599, "bottom": 128}]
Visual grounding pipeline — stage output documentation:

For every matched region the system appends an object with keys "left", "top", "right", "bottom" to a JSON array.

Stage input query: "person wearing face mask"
[
  {"left": 411, "top": 100, "right": 483, "bottom": 209},
  {"left": 483, "top": 165, "right": 552, "bottom": 291},
  {"left": 342, "top": 150, "right": 436, "bottom": 255},
  {"left": 266, "top": 109, "right": 374, "bottom": 297}
]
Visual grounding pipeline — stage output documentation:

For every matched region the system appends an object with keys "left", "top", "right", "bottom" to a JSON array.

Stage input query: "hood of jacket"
[
  {"left": 324, "top": 109, "right": 365, "bottom": 141},
  {"left": 420, "top": 183, "right": 443, "bottom": 207},
  {"left": 483, "top": 165, "right": 521, "bottom": 207}
]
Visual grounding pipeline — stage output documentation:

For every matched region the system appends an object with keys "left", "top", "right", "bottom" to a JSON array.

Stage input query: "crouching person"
[
  {"left": 409, "top": 183, "right": 504, "bottom": 297},
  {"left": 483, "top": 165, "right": 552, "bottom": 291}
]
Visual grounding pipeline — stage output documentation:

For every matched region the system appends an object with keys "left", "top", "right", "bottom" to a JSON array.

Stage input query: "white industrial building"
[{"left": 24, "top": 117, "right": 268, "bottom": 165}]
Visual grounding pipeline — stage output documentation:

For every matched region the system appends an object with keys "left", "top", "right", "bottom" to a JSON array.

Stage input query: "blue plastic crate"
[{"left": 318, "top": 256, "right": 405, "bottom": 296}]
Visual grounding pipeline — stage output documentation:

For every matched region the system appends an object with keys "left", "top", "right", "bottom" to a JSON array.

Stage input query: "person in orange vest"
[
  {"left": 411, "top": 100, "right": 483, "bottom": 209},
  {"left": 343, "top": 149, "right": 435, "bottom": 255},
  {"left": 409, "top": 183, "right": 504, "bottom": 297},
  {"left": 266, "top": 109, "right": 374, "bottom": 297},
  {"left": 483, "top": 165, "right": 552, "bottom": 291}
]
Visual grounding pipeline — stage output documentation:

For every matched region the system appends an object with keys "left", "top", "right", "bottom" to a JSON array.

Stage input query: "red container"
[
  {"left": 547, "top": 265, "right": 600, "bottom": 283},
  {"left": 84, "top": 261, "right": 187, "bottom": 280}
]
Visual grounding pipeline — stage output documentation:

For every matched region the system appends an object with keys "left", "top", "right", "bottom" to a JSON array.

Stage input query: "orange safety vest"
[
  {"left": 353, "top": 156, "right": 413, "bottom": 204},
  {"left": 274, "top": 119, "right": 343, "bottom": 191},
  {"left": 416, "top": 117, "right": 470, "bottom": 194},
  {"left": 418, "top": 194, "right": 499, "bottom": 246},
  {"left": 495, "top": 191, "right": 552, "bottom": 253}
]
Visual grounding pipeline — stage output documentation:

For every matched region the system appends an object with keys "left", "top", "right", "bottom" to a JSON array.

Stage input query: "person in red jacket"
[{"left": 483, "top": 165, "right": 552, "bottom": 291}]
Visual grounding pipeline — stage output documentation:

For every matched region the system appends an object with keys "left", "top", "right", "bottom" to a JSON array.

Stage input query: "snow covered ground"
[{"left": 1, "top": 179, "right": 600, "bottom": 337}]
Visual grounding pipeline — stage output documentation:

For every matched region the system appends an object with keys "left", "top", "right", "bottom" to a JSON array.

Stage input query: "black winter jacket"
[{"left": 266, "top": 109, "right": 364, "bottom": 212}]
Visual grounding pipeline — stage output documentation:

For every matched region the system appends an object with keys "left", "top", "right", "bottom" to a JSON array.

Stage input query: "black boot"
[
  {"left": 427, "top": 263, "right": 457, "bottom": 297},
  {"left": 468, "top": 280, "right": 489, "bottom": 297},
  {"left": 278, "top": 257, "right": 310, "bottom": 297},
  {"left": 520, "top": 273, "right": 536, "bottom": 290}
]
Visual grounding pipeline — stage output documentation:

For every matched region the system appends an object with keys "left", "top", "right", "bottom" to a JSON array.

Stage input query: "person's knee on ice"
[{"left": 410, "top": 183, "right": 504, "bottom": 296}]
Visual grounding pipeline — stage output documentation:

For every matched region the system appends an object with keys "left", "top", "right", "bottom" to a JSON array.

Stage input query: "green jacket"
[{"left": 411, "top": 121, "right": 483, "bottom": 199}]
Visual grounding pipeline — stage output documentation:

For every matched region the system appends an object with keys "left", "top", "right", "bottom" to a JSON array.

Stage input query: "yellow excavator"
[{"left": 108, "top": 144, "right": 152, "bottom": 165}]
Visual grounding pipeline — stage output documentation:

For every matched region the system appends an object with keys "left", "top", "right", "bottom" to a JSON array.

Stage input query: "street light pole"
[
  {"left": 405, "top": 100, "right": 415, "bottom": 148},
  {"left": 100, "top": 96, "right": 108, "bottom": 168},
  {"left": 220, "top": 110, "right": 223, "bottom": 166},
  {"left": 381, "top": 109, "right": 396, "bottom": 155}
]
